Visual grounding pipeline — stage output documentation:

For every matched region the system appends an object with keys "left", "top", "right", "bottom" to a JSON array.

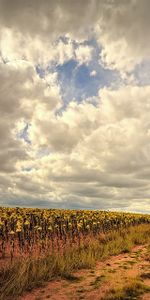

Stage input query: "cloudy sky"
[{"left": 0, "top": 0, "right": 150, "bottom": 213}]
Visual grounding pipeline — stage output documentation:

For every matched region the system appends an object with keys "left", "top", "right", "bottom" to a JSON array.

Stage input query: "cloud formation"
[{"left": 0, "top": 0, "right": 150, "bottom": 212}]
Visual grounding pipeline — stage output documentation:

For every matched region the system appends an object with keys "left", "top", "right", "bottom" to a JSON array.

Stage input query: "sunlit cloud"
[{"left": 0, "top": 0, "right": 150, "bottom": 212}]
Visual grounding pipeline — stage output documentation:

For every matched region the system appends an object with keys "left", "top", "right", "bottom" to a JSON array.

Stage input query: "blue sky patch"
[
  {"left": 36, "top": 38, "right": 121, "bottom": 106},
  {"left": 56, "top": 58, "right": 119, "bottom": 104},
  {"left": 17, "top": 123, "right": 31, "bottom": 144}
]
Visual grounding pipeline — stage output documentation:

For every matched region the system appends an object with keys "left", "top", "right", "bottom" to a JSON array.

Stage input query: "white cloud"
[
  {"left": 1, "top": 1, "right": 150, "bottom": 73},
  {"left": 1, "top": 0, "right": 150, "bottom": 212},
  {"left": 1, "top": 83, "right": 150, "bottom": 211},
  {"left": 90, "top": 70, "right": 97, "bottom": 76},
  {"left": 0, "top": 61, "right": 62, "bottom": 173},
  {"left": 0, "top": 0, "right": 97, "bottom": 39},
  {"left": 75, "top": 45, "right": 93, "bottom": 65},
  {"left": 95, "top": 0, "right": 150, "bottom": 74}
]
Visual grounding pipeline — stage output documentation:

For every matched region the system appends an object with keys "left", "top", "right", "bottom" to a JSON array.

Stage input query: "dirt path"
[{"left": 20, "top": 245, "right": 150, "bottom": 300}]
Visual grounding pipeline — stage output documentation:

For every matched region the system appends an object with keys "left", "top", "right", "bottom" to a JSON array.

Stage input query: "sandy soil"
[{"left": 20, "top": 245, "right": 150, "bottom": 300}]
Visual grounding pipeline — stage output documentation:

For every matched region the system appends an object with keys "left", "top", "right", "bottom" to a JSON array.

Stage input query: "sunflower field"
[{"left": 0, "top": 207, "right": 150, "bottom": 262}]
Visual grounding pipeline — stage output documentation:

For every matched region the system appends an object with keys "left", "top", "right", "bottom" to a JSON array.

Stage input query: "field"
[{"left": 0, "top": 207, "right": 150, "bottom": 300}]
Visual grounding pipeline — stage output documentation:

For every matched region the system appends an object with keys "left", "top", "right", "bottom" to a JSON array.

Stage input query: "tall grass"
[{"left": 0, "top": 224, "right": 150, "bottom": 300}]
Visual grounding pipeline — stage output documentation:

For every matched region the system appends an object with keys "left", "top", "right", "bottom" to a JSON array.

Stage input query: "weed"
[
  {"left": 63, "top": 273, "right": 81, "bottom": 282},
  {"left": 90, "top": 274, "right": 105, "bottom": 288},
  {"left": 104, "top": 279, "right": 150, "bottom": 300},
  {"left": 0, "top": 224, "right": 150, "bottom": 300},
  {"left": 140, "top": 272, "right": 150, "bottom": 279}
]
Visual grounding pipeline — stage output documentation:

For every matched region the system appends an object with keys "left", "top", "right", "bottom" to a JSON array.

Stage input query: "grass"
[
  {"left": 62, "top": 273, "right": 82, "bottom": 282},
  {"left": 77, "top": 287, "right": 85, "bottom": 293},
  {"left": 104, "top": 279, "right": 150, "bottom": 300},
  {"left": 140, "top": 272, "right": 150, "bottom": 279},
  {"left": 90, "top": 274, "right": 106, "bottom": 289},
  {"left": 126, "top": 260, "right": 137, "bottom": 265},
  {"left": 109, "top": 269, "right": 116, "bottom": 273},
  {"left": 145, "top": 245, "right": 150, "bottom": 261},
  {"left": 0, "top": 224, "right": 150, "bottom": 300}
]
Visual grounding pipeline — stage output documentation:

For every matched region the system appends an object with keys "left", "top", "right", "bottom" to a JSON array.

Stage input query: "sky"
[{"left": 0, "top": 0, "right": 150, "bottom": 213}]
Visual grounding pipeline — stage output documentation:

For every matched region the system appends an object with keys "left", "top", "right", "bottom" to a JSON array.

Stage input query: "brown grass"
[{"left": 0, "top": 224, "right": 150, "bottom": 300}]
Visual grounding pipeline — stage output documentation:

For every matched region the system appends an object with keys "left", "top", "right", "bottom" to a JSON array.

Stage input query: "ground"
[{"left": 20, "top": 244, "right": 150, "bottom": 300}]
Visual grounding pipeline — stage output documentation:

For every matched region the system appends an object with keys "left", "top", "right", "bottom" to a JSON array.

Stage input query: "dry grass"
[
  {"left": 104, "top": 278, "right": 150, "bottom": 300},
  {"left": 0, "top": 224, "right": 150, "bottom": 300}
]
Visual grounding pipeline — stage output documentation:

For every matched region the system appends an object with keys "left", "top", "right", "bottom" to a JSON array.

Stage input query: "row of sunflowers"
[{"left": 0, "top": 207, "right": 150, "bottom": 261}]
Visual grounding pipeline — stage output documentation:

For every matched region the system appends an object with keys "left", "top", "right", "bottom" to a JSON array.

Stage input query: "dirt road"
[{"left": 21, "top": 245, "right": 150, "bottom": 300}]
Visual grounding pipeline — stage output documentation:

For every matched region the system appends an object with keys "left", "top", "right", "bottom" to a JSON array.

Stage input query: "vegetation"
[
  {"left": 0, "top": 207, "right": 150, "bottom": 260},
  {"left": 104, "top": 279, "right": 150, "bottom": 300},
  {"left": 0, "top": 207, "right": 150, "bottom": 299}
]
